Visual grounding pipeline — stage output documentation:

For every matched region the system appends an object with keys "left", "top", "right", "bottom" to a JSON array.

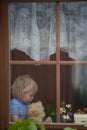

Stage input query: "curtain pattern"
[
  {"left": 60, "top": 2, "right": 87, "bottom": 61},
  {"left": 9, "top": 2, "right": 56, "bottom": 61},
  {"left": 9, "top": 2, "right": 87, "bottom": 61}
]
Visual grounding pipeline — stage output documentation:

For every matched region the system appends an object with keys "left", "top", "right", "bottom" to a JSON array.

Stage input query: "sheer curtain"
[
  {"left": 9, "top": 2, "right": 87, "bottom": 61},
  {"left": 60, "top": 2, "right": 87, "bottom": 61},
  {"left": 9, "top": 2, "right": 56, "bottom": 61},
  {"left": 60, "top": 2, "right": 87, "bottom": 108}
]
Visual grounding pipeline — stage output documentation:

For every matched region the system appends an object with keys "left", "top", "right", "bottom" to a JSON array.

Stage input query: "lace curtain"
[
  {"left": 9, "top": 2, "right": 56, "bottom": 61},
  {"left": 60, "top": 2, "right": 87, "bottom": 61},
  {"left": 9, "top": 2, "right": 87, "bottom": 61},
  {"left": 60, "top": 2, "right": 87, "bottom": 108}
]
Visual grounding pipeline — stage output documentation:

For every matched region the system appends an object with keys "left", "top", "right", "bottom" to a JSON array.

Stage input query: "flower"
[
  {"left": 60, "top": 102, "right": 74, "bottom": 123},
  {"left": 60, "top": 107, "right": 66, "bottom": 114},
  {"left": 66, "top": 104, "right": 71, "bottom": 108}
]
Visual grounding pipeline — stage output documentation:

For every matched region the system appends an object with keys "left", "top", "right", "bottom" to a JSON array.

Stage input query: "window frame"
[{"left": 1, "top": 0, "right": 87, "bottom": 129}]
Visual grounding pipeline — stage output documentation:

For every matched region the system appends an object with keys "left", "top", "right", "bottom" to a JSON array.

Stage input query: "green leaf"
[
  {"left": 45, "top": 104, "right": 56, "bottom": 117},
  {"left": 8, "top": 121, "right": 21, "bottom": 130},
  {"left": 64, "top": 127, "right": 77, "bottom": 130},
  {"left": 20, "top": 119, "right": 30, "bottom": 127},
  {"left": 50, "top": 111, "right": 56, "bottom": 116},
  {"left": 38, "top": 123, "right": 46, "bottom": 130},
  {"left": 18, "top": 127, "right": 25, "bottom": 130},
  {"left": 8, "top": 119, "right": 45, "bottom": 130},
  {"left": 26, "top": 124, "right": 37, "bottom": 130}
]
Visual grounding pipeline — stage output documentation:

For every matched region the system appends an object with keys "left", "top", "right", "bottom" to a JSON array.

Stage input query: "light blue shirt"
[{"left": 10, "top": 98, "right": 30, "bottom": 120}]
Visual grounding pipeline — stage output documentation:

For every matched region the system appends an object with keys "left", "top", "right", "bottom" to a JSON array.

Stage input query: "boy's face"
[{"left": 22, "top": 89, "right": 36, "bottom": 104}]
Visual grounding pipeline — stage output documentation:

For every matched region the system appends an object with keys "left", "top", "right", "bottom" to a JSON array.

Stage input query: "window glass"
[
  {"left": 60, "top": 2, "right": 87, "bottom": 61},
  {"left": 9, "top": 2, "right": 56, "bottom": 61},
  {"left": 60, "top": 65, "right": 87, "bottom": 123}
]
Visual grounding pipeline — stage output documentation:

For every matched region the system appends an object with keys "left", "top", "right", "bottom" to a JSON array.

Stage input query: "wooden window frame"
[{"left": 1, "top": 0, "right": 87, "bottom": 130}]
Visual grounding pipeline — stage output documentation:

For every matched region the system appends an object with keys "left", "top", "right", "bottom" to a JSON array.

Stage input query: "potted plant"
[
  {"left": 60, "top": 102, "right": 74, "bottom": 123},
  {"left": 8, "top": 119, "right": 46, "bottom": 130}
]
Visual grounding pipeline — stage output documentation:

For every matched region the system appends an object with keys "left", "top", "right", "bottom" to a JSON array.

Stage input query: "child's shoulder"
[{"left": 10, "top": 98, "right": 20, "bottom": 104}]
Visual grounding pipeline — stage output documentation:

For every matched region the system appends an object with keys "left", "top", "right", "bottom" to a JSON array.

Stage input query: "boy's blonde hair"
[{"left": 11, "top": 74, "right": 38, "bottom": 100}]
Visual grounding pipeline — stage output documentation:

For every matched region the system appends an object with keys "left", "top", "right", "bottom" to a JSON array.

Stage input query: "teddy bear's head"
[{"left": 27, "top": 101, "right": 45, "bottom": 122}]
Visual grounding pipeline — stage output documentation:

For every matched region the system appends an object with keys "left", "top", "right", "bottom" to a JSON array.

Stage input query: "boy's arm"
[{"left": 10, "top": 99, "right": 19, "bottom": 122}]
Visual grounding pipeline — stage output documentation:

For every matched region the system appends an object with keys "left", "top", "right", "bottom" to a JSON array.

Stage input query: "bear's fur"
[{"left": 27, "top": 101, "right": 45, "bottom": 122}]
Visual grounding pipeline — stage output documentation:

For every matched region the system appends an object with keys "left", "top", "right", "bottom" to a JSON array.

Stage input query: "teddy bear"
[{"left": 27, "top": 101, "right": 46, "bottom": 123}]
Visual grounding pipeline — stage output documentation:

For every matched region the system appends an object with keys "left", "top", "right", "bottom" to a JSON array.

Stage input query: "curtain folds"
[
  {"left": 60, "top": 2, "right": 87, "bottom": 61},
  {"left": 9, "top": 2, "right": 87, "bottom": 61},
  {"left": 9, "top": 2, "right": 56, "bottom": 61}
]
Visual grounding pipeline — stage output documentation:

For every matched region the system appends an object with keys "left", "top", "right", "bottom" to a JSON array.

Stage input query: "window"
[{"left": 1, "top": 0, "right": 87, "bottom": 129}]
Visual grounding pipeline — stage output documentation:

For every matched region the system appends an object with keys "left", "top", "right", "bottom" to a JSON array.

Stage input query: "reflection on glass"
[
  {"left": 60, "top": 65, "right": 87, "bottom": 123},
  {"left": 8, "top": 2, "right": 56, "bottom": 61},
  {"left": 60, "top": 2, "right": 87, "bottom": 61}
]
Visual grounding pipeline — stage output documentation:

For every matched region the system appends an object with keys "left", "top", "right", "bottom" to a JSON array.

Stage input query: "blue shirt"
[{"left": 10, "top": 98, "right": 30, "bottom": 120}]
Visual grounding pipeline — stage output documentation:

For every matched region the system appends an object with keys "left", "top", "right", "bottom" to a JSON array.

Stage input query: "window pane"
[
  {"left": 60, "top": 2, "right": 87, "bottom": 61},
  {"left": 8, "top": 2, "right": 56, "bottom": 61},
  {"left": 60, "top": 65, "right": 87, "bottom": 123},
  {"left": 9, "top": 65, "right": 56, "bottom": 122}
]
